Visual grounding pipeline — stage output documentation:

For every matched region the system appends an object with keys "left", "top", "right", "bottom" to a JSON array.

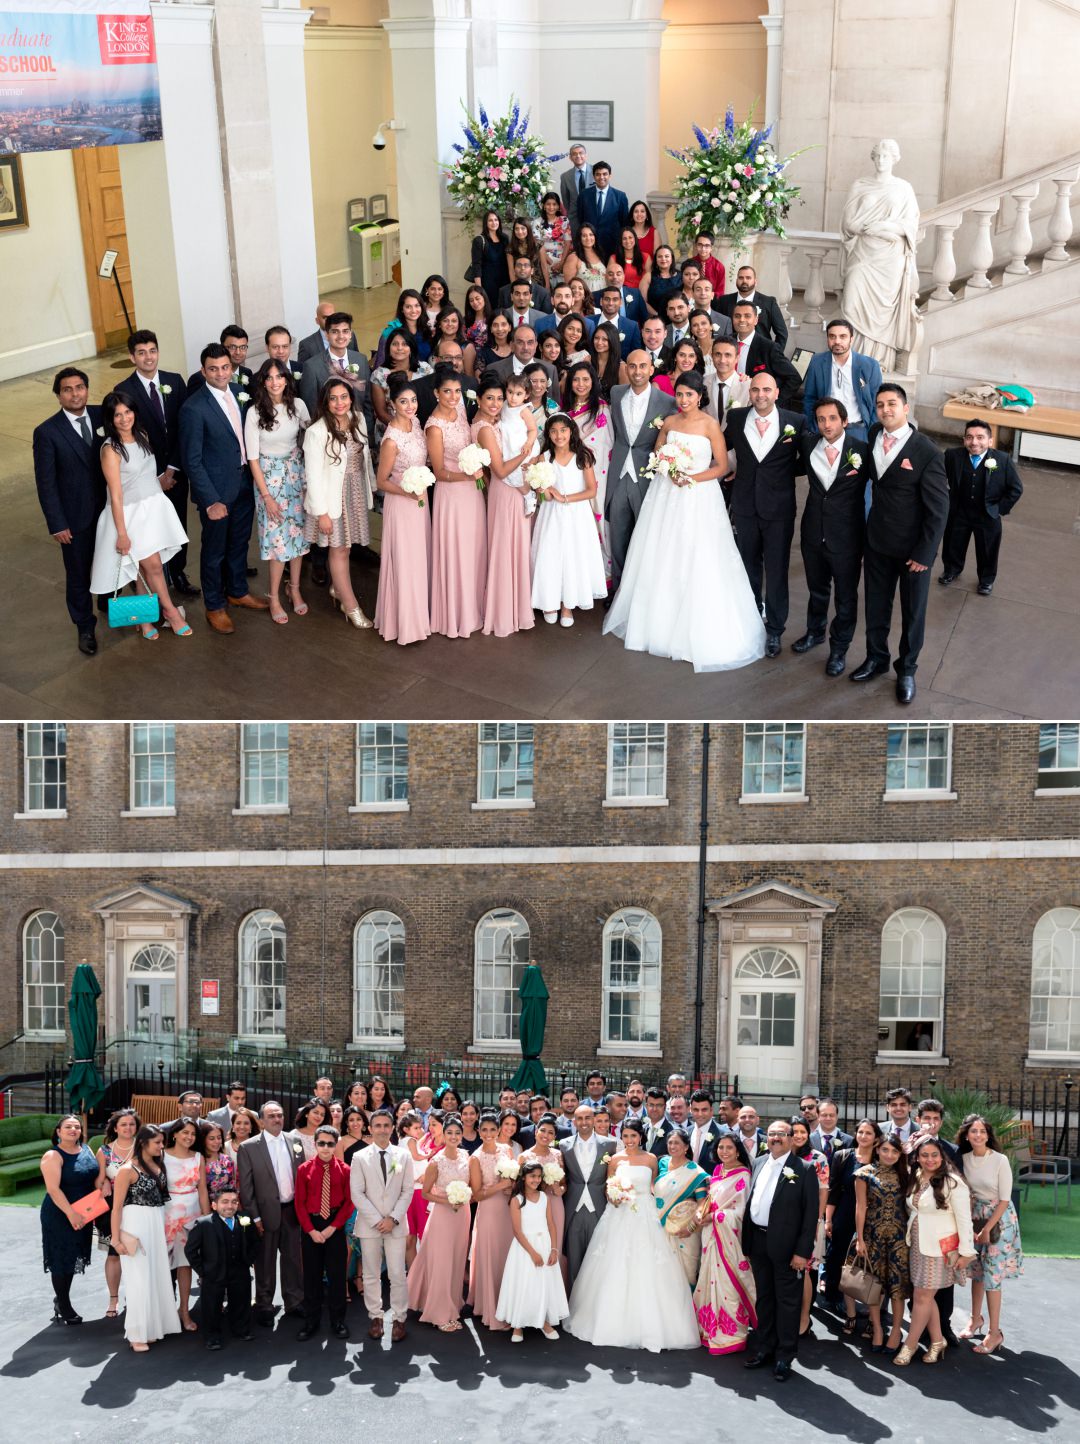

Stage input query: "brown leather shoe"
[
  {"left": 391, "top": 1321, "right": 407, "bottom": 1342},
  {"left": 205, "top": 608, "right": 235, "bottom": 634},
  {"left": 368, "top": 1318, "right": 384, "bottom": 1340},
  {"left": 227, "top": 593, "right": 270, "bottom": 610}
]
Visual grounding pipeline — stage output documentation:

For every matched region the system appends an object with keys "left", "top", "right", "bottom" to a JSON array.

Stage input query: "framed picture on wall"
[{"left": 0, "top": 155, "right": 28, "bottom": 232}]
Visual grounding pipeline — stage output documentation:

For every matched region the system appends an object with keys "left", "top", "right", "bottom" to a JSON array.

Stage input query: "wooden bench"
[
  {"left": 130, "top": 1095, "right": 220, "bottom": 1126},
  {"left": 942, "top": 398, "right": 1080, "bottom": 465}
]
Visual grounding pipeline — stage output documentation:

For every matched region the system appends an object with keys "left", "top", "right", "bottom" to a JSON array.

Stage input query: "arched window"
[
  {"left": 354, "top": 911, "right": 405, "bottom": 1044},
  {"left": 602, "top": 909, "right": 661, "bottom": 1049},
  {"left": 1030, "top": 908, "right": 1080, "bottom": 1057},
  {"left": 473, "top": 909, "right": 530, "bottom": 1044},
  {"left": 24, "top": 911, "right": 65, "bottom": 1035},
  {"left": 238, "top": 910, "right": 286, "bottom": 1039},
  {"left": 878, "top": 908, "right": 946, "bottom": 1054}
]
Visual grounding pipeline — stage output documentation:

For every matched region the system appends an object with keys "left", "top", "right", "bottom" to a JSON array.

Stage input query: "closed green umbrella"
[
  {"left": 509, "top": 960, "right": 548, "bottom": 1094},
  {"left": 66, "top": 963, "right": 106, "bottom": 1118}
]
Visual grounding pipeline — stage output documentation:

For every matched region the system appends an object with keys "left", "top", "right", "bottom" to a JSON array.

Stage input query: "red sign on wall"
[
  {"left": 97, "top": 14, "right": 155, "bottom": 66},
  {"left": 200, "top": 980, "right": 220, "bottom": 1016}
]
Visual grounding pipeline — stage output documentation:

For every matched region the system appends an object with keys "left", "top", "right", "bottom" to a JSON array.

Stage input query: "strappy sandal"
[
  {"left": 438, "top": 1320, "right": 462, "bottom": 1332},
  {"left": 958, "top": 1315, "right": 985, "bottom": 1341},
  {"left": 268, "top": 596, "right": 288, "bottom": 625},
  {"left": 287, "top": 582, "right": 309, "bottom": 616},
  {"left": 106, "top": 1295, "right": 120, "bottom": 1318},
  {"left": 842, "top": 1316, "right": 858, "bottom": 1335}
]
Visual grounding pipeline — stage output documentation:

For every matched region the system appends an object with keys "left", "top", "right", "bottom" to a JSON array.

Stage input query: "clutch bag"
[
  {"left": 70, "top": 1191, "right": 110, "bottom": 1225},
  {"left": 938, "top": 1232, "right": 960, "bottom": 1257},
  {"left": 663, "top": 1199, "right": 700, "bottom": 1235}
]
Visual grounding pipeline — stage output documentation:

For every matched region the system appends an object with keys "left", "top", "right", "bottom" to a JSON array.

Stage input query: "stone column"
[
  {"left": 261, "top": 5, "right": 318, "bottom": 342},
  {"left": 759, "top": 5, "right": 784, "bottom": 145}
]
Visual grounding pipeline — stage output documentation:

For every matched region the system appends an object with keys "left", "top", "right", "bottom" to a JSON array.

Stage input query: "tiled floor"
[{"left": 4, "top": 288, "right": 1080, "bottom": 720}]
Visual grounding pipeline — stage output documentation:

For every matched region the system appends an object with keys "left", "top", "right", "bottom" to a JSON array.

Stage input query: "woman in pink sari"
[{"left": 693, "top": 1133, "right": 757, "bottom": 1354}]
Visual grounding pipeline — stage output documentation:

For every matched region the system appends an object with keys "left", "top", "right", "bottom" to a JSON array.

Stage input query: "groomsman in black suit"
[
  {"left": 265, "top": 325, "right": 304, "bottom": 382},
  {"left": 644, "top": 1089, "right": 674, "bottom": 1158},
  {"left": 794, "top": 397, "right": 870, "bottom": 676},
  {"left": 688, "top": 1091, "right": 727, "bottom": 1175},
  {"left": 851, "top": 383, "right": 949, "bottom": 705},
  {"left": 727, "top": 373, "right": 807, "bottom": 655},
  {"left": 743, "top": 1120, "right": 819, "bottom": 1381},
  {"left": 730, "top": 302, "right": 800, "bottom": 406},
  {"left": 32, "top": 367, "right": 105, "bottom": 656},
  {"left": 718, "top": 263, "right": 789, "bottom": 347},
  {"left": 116, "top": 329, "right": 197, "bottom": 597},
  {"left": 297, "top": 301, "right": 357, "bottom": 364},
  {"left": 939, "top": 419, "right": 1023, "bottom": 596},
  {"left": 496, "top": 256, "right": 552, "bottom": 314}
]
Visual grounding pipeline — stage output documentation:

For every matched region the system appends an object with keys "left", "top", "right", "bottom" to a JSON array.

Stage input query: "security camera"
[{"left": 372, "top": 128, "right": 387, "bottom": 151}]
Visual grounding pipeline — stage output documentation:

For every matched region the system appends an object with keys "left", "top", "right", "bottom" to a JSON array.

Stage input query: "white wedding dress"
[
  {"left": 564, "top": 1163, "right": 699, "bottom": 1352},
  {"left": 602, "top": 428, "right": 766, "bottom": 672}
]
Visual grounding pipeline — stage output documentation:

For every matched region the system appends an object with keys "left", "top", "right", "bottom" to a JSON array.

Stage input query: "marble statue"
[{"left": 840, "top": 139, "right": 921, "bottom": 371}]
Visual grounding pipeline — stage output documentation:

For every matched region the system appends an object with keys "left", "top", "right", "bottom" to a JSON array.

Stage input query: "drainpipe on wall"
[{"left": 693, "top": 723, "right": 711, "bottom": 1082}]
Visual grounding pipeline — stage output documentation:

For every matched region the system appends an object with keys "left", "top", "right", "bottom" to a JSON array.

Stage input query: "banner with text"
[{"left": 0, "top": 0, "right": 162, "bottom": 153}]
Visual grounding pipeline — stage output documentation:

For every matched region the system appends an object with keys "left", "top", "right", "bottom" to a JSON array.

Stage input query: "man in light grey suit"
[
  {"left": 350, "top": 1108, "right": 413, "bottom": 1341},
  {"left": 489, "top": 326, "right": 559, "bottom": 402},
  {"left": 206, "top": 1081, "right": 248, "bottom": 1133},
  {"left": 296, "top": 310, "right": 374, "bottom": 447},
  {"left": 606, "top": 352, "right": 677, "bottom": 590},
  {"left": 560, "top": 1104, "right": 617, "bottom": 1287},
  {"left": 236, "top": 1100, "right": 305, "bottom": 1324},
  {"left": 560, "top": 143, "right": 590, "bottom": 229}
]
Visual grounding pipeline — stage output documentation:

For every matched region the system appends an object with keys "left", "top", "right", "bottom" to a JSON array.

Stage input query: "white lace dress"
[{"left": 529, "top": 458, "right": 608, "bottom": 613}]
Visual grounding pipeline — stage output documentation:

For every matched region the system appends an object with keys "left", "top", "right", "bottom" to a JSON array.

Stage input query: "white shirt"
[
  {"left": 209, "top": 383, "right": 248, "bottom": 463},
  {"left": 620, "top": 386, "right": 651, "bottom": 482},
  {"left": 66, "top": 409, "right": 91, "bottom": 439},
  {"left": 573, "top": 1134, "right": 598, "bottom": 1210},
  {"left": 327, "top": 350, "right": 351, "bottom": 373},
  {"left": 595, "top": 185, "right": 609, "bottom": 213},
  {"left": 874, "top": 422, "right": 911, "bottom": 475},
  {"left": 734, "top": 336, "right": 754, "bottom": 372},
  {"left": 744, "top": 406, "right": 779, "bottom": 462},
  {"left": 691, "top": 1124, "right": 708, "bottom": 1163},
  {"left": 831, "top": 355, "right": 855, "bottom": 415},
  {"left": 138, "top": 372, "right": 162, "bottom": 400},
  {"left": 749, "top": 1151, "right": 787, "bottom": 1226},
  {"left": 263, "top": 1129, "right": 294, "bottom": 1203},
  {"left": 810, "top": 436, "right": 843, "bottom": 491}
]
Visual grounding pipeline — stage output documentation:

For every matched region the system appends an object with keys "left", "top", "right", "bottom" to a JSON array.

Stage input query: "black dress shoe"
[
  {"left": 77, "top": 630, "right": 98, "bottom": 656},
  {"left": 791, "top": 632, "right": 825, "bottom": 654},
  {"left": 938, "top": 571, "right": 959, "bottom": 587},
  {"left": 850, "top": 657, "right": 889, "bottom": 682},
  {"left": 311, "top": 560, "right": 328, "bottom": 586},
  {"left": 896, "top": 675, "right": 916, "bottom": 705},
  {"left": 331, "top": 1322, "right": 349, "bottom": 1339},
  {"left": 825, "top": 649, "right": 845, "bottom": 677},
  {"left": 206, "top": 1336, "right": 223, "bottom": 1351},
  {"left": 774, "top": 1361, "right": 793, "bottom": 1381},
  {"left": 285, "top": 1306, "right": 307, "bottom": 1319},
  {"left": 744, "top": 1351, "right": 774, "bottom": 1369},
  {"left": 172, "top": 572, "right": 201, "bottom": 598},
  {"left": 233, "top": 1331, "right": 254, "bottom": 1341},
  {"left": 296, "top": 1325, "right": 318, "bottom": 1342},
  {"left": 765, "top": 634, "right": 782, "bottom": 658},
  {"left": 255, "top": 1311, "right": 276, "bottom": 1327},
  {"left": 977, "top": 581, "right": 993, "bottom": 596}
]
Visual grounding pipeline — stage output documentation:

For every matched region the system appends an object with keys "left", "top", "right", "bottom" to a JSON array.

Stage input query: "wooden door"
[{"left": 71, "top": 146, "right": 135, "bottom": 350}]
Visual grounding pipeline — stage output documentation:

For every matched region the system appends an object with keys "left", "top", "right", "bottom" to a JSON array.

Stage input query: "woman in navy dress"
[{"left": 40, "top": 1114, "right": 101, "bottom": 1324}]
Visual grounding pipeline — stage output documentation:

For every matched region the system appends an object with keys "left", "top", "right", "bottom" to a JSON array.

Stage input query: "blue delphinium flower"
[
  {"left": 693, "top": 124, "right": 711, "bottom": 151},
  {"left": 464, "top": 126, "right": 480, "bottom": 150},
  {"left": 479, "top": 103, "right": 489, "bottom": 129}
]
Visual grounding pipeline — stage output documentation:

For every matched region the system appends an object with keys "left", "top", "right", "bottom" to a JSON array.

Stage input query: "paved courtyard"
[{"left": 1, "top": 1206, "right": 1077, "bottom": 1444}]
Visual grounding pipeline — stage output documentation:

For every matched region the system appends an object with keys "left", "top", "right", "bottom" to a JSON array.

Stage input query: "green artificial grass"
[{"left": 1017, "top": 1184, "right": 1080, "bottom": 1258}]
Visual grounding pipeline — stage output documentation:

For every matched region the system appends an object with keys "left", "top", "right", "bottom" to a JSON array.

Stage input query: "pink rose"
[
  {"left": 716, "top": 1211, "right": 725, "bottom": 1221},
  {"left": 731, "top": 178, "right": 741, "bottom": 189},
  {"left": 512, "top": 183, "right": 521, "bottom": 193}
]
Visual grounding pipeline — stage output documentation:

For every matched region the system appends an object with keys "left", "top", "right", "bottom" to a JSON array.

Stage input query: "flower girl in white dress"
[
  {"left": 529, "top": 413, "right": 607, "bottom": 627},
  {"left": 495, "top": 1160, "right": 569, "bottom": 1342}
]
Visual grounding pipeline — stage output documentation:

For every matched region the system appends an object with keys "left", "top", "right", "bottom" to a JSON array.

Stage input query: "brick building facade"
[{"left": 2, "top": 721, "right": 1078, "bottom": 1093}]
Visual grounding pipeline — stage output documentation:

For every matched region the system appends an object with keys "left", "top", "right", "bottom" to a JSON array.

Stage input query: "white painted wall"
[{"left": 263, "top": 9, "right": 319, "bottom": 334}]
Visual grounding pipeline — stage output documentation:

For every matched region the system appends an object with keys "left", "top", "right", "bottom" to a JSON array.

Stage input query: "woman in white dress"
[
  {"left": 562, "top": 362, "right": 613, "bottom": 585},
  {"left": 89, "top": 393, "right": 191, "bottom": 639},
  {"left": 109, "top": 1125, "right": 181, "bottom": 1351},
  {"left": 529, "top": 413, "right": 607, "bottom": 627},
  {"left": 603, "top": 370, "right": 766, "bottom": 672},
  {"left": 161, "top": 1116, "right": 209, "bottom": 1332},
  {"left": 565, "top": 1117, "right": 699, "bottom": 1352}
]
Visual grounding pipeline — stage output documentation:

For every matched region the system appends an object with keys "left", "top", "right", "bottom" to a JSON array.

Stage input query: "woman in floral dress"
[
  {"left": 199, "top": 1121, "right": 236, "bottom": 1198},
  {"left": 791, "top": 1116, "right": 830, "bottom": 1338},
  {"left": 693, "top": 1133, "right": 756, "bottom": 1354},
  {"left": 245, "top": 359, "right": 310, "bottom": 625},
  {"left": 162, "top": 1117, "right": 209, "bottom": 1331},
  {"left": 854, "top": 1134, "right": 911, "bottom": 1353}
]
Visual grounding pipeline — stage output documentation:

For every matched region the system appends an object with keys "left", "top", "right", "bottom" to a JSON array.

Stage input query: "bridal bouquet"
[
  {"left": 605, "top": 1168, "right": 637, "bottom": 1213},
  {"left": 524, "top": 458, "right": 555, "bottom": 501},
  {"left": 445, "top": 1180, "right": 472, "bottom": 1211},
  {"left": 400, "top": 464, "right": 436, "bottom": 508},
  {"left": 642, "top": 439, "right": 697, "bottom": 487},
  {"left": 541, "top": 1161, "right": 565, "bottom": 1188},
  {"left": 495, "top": 1156, "right": 520, "bottom": 1181},
  {"left": 458, "top": 442, "right": 491, "bottom": 491}
]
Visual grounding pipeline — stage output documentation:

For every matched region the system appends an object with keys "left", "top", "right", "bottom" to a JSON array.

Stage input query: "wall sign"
[
  {"left": 568, "top": 101, "right": 614, "bottom": 144},
  {"left": 200, "top": 979, "right": 219, "bottom": 1016}
]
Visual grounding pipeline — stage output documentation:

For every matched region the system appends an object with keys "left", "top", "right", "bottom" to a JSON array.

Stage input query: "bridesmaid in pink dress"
[
  {"left": 467, "top": 1115, "right": 516, "bottom": 1330},
  {"left": 519, "top": 1114, "right": 568, "bottom": 1283},
  {"left": 407, "top": 1116, "right": 472, "bottom": 1330},
  {"left": 425, "top": 374, "right": 487, "bottom": 638},
  {"left": 473, "top": 375, "right": 535, "bottom": 638},
  {"left": 374, "top": 375, "right": 432, "bottom": 645}
]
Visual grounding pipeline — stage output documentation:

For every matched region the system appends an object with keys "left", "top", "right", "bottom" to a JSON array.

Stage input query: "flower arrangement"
[
  {"left": 400, "top": 464, "right": 436, "bottom": 508},
  {"left": 524, "top": 458, "right": 555, "bottom": 501},
  {"left": 666, "top": 105, "right": 803, "bottom": 254},
  {"left": 445, "top": 1180, "right": 472, "bottom": 1211},
  {"left": 605, "top": 1166, "right": 637, "bottom": 1213},
  {"left": 458, "top": 442, "right": 491, "bottom": 491},
  {"left": 642, "top": 439, "right": 697, "bottom": 487},
  {"left": 443, "top": 98, "right": 566, "bottom": 228},
  {"left": 495, "top": 1156, "right": 520, "bottom": 1181},
  {"left": 541, "top": 1160, "right": 565, "bottom": 1188}
]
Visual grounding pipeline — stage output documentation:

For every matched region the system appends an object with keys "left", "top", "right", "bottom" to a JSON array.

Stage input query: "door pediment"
[
  {"left": 708, "top": 880, "right": 837, "bottom": 917},
  {"left": 94, "top": 884, "right": 197, "bottom": 917}
]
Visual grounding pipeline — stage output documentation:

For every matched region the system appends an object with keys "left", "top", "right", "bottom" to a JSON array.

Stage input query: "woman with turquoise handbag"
[{"left": 89, "top": 393, "right": 192, "bottom": 639}]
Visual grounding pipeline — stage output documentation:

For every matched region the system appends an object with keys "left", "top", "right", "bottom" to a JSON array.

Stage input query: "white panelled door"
[{"left": 730, "top": 943, "right": 806, "bottom": 1092}]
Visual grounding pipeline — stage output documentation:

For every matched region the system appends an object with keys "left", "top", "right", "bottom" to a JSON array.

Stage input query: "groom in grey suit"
[
  {"left": 560, "top": 1104, "right": 617, "bottom": 1287},
  {"left": 605, "top": 352, "right": 677, "bottom": 591}
]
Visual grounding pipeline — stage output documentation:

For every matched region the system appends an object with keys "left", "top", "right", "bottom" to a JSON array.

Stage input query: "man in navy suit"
[
  {"left": 851, "top": 383, "right": 949, "bottom": 705},
  {"left": 179, "top": 343, "right": 268, "bottom": 635},
  {"left": 577, "top": 160, "right": 629, "bottom": 266},
  {"left": 534, "top": 282, "right": 595, "bottom": 338},
  {"left": 795, "top": 397, "right": 871, "bottom": 675},
  {"left": 187, "top": 324, "right": 253, "bottom": 398},
  {"left": 802, "top": 319, "right": 882, "bottom": 441},
  {"left": 727, "top": 372, "right": 807, "bottom": 655},
  {"left": 940, "top": 419, "right": 1023, "bottom": 595},
  {"left": 596, "top": 287, "right": 641, "bottom": 359},
  {"left": 32, "top": 367, "right": 105, "bottom": 656},
  {"left": 265, "top": 325, "right": 304, "bottom": 382},
  {"left": 116, "top": 329, "right": 197, "bottom": 597},
  {"left": 602, "top": 262, "right": 648, "bottom": 327},
  {"left": 297, "top": 301, "right": 357, "bottom": 364}
]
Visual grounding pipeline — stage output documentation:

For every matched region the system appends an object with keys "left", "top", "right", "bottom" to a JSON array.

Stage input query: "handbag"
[
  {"left": 70, "top": 1190, "right": 110, "bottom": 1226},
  {"left": 108, "top": 558, "right": 160, "bottom": 628},
  {"left": 464, "top": 262, "right": 478, "bottom": 283},
  {"left": 840, "top": 1241, "right": 883, "bottom": 1308}
]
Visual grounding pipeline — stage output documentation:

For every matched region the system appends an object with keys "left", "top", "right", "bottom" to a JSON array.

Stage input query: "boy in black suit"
[
  {"left": 940, "top": 419, "right": 1023, "bottom": 596},
  {"left": 186, "top": 1185, "right": 257, "bottom": 1350}
]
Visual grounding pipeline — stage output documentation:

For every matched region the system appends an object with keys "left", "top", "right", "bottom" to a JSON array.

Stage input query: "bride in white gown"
[
  {"left": 603, "top": 370, "right": 766, "bottom": 672},
  {"left": 565, "top": 1120, "right": 699, "bottom": 1352}
]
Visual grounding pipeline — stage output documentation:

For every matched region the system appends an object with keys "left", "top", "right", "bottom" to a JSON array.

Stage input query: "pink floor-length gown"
[
  {"left": 375, "top": 416, "right": 432, "bottom": 645},
  {"left": 427, "top": 405, "right": 486, "bottom": 638},
  {"left": 467, "top": 1144, "right": 515, "bottom": 1329},
  {"left": 407, "top": 1150, "right": 472, "bottom": 1325},
  {"left": 478, "top": 417, "right": 535, "bottom": 637}
]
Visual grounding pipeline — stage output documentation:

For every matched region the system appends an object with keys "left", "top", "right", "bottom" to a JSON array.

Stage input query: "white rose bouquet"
[
  {"left": 458, "top": 442, "right": 490, "bottom": 491},
  {"left": 605, "top": 1166, "right": 637, "bottom": 1212},
  {"left": 541, "top": 1161, "right": 564, "bottom": 1188},
  {"left": 445, "top": 1180, "right": 472, "bottom": 1211},
  {"left": 400, "top": 464, "right": 436, "bottom": 508},
  {"left": 643, "top": 439, "right": 697, "bottom": 488},
  {"left": 495, "top": 1156, "right": 520, "bottom": 1181},
  {"left": 524, "top": 458, "right": 555, "bottom": 501}
]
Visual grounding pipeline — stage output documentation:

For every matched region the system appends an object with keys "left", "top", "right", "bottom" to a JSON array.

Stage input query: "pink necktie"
[
  {"left": 223, "top": 389, "right": 246, "bottom": 463},
  {"left": 755, "top": 417, "right": 769, "bottom": 438},
  {"left": 825, "top": 445, "right": 839, "bottom": 466},
  {"left": 882, "top": 432, "right": 897, "bottom": 455}
]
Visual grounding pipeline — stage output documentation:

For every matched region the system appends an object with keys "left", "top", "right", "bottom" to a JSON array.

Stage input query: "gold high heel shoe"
[
  {"left": 922, "top": 1340, "right": 948, "bottom": 1364},
  {"left": 892, "top": 1344, "right": 917, "bottom": 1366},
  {"left": 344, "top": 605, "right": 374, "bottom": 629}
]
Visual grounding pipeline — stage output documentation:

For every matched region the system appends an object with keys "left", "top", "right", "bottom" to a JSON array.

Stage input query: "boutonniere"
[
  {"left": 387, "top": 1156, "right": 401, "bottom": 1174},
  {"left": 465, "top": 389, "right": 477, "bottom": 401},
  {"left": 900, "top": 458, "right": 913, "bottom": 470},
  {"left": 238, "top": 1216, "right": 251, "bottom": 1227},
  {"left": 96, "top": 426, "right": 105, "bottom": 437},
  {"left": 348, "top": 363, "right": 360, "bottom": 375},
  {"left": 858, "top": 376, "right": 866, "bottom": 388},
  {"left": 782, "top": 1167, "right": 797, "bottom": 1182},
  {"left": 650, "top": 416, "right": 664, "bottom": 430},
  {"left": 984, "top": 457, "right": 998, "bottom": 471},
  {"left": 237, "top": 391, "right": 250, "bottom": 404},
  {"left": 159, "top": 383, "right": 172, "bottom": 396},
  {"left": 236, "top": 372, "right": 249, "bottom": 387},
  {"left": 618, "top": 332, "right": 625, "bottom": 341},
  {"left": 845, "top": 449, "right": 862, "bottom": 470},
  {"left": 783, "top": 424, "right": 796, "bottom": 437},
  {"left": 293, "top": 368, "right": 302, "bottom": 379}
]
